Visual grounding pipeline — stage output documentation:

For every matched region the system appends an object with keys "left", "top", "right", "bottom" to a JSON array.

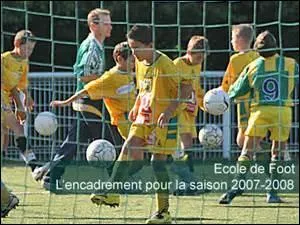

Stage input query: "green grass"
[{"left": 1, "top": 165, "right": 299, "bottom": 224}]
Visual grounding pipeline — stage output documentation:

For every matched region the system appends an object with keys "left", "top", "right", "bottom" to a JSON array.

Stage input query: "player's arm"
[
  {"left": 50, "top": 89, "right": 89, "bottom": 107},
  {"left": 221, "top": 61, "right": 235, "bottom": 92},
  {"left": 128, "top": 94, "right": 141, "bottom": 122},
  {"left": 196, "top": 85, "right": 205, "bottom": 111},
  {"left": 228, "top": 66, "right": 252, "bottom": 100},
  {"left": 158, "top": 76, "right": 193, "bottom": 128},
  {"left": 80, "top": 74, "right": 99, "bottom": 83},
  {"left": 11, "top": 87, "right": 26, "bottom": 121},
  {"left": 79, "top": 49, "right": 104, "bottom": 84},
  {"left": 18, "top": 64, "right": 34, "bottom": 111}
]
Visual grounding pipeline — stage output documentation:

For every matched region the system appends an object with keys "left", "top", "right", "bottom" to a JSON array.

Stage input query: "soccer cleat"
[
  {"left": 145, "top": 211, "right": 172, "bottom": 224},
  {"left": 219, "top": 190, "right": 242, "bottom": 204},
  {"left": 90, "top": 193, "right": 120, "bottom": 207},
  {"left": 32, "top": 162, "right": 51, "bottom": 181},
  {"left": 41, "top": 176, "right": 62, "bottom": 193},
  {"left": 266, "top": 193, "right": 284, "bottom": 203},
  {"left": 1, "top": 193, "right": 19, "bottom": 218}
]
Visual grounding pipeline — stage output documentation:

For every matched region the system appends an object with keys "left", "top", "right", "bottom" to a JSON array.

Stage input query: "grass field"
[{"left": 1, "top": 164, "right": 299, "bottom": 224}]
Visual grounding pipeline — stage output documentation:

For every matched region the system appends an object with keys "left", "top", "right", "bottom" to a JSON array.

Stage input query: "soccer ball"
[
  {"left": 203, "top": 88, "right": 230, "bottom": 115},
  {"left": 34, "top": 111, "right": 58, "bottom": 136},
  {"left": 198, "top": 124, "right": 223, "bottom": 148},
  {"left": 86, "top": 139, "right": 116, "bottom": 167}
]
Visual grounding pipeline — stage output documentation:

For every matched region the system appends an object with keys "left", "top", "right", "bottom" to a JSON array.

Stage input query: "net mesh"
[{"left": 1, "top": 1, "right": 299, "bottom": 224}]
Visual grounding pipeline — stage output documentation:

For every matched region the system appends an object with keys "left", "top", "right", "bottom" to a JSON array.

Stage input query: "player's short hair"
[
  {"left": 14, "top": 30, "right": 36, "bottom": 45},
  {"left": 87, "top": 8, "right": 110, "bottom": 26},
  {"left": 113, "top": 41, "right": 132, "bottom": 62},
  {"left": 187, "top": 35, "right": 210, "bottom": 55},
  {"left": 254, "top": 30, "right": 278, "bottom": 57},
  {"left": 232, "top": 24, "right": 254, "bottom": 43},
  {"left": 126, "top": 25, "right": 153, "bottom": 45}
]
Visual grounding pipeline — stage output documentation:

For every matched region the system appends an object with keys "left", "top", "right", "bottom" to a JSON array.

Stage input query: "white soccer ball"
[
  {"left": 86, "top": 139, "right": 116, "bottom": 167},
  {"left": 199, "top": 124, "right": 223, "bottom": 148},
  {"left": 203, "top": 88, "right": 230, "bottom": 115},
  {"left": 34, "top": 111, "right": 58, "bottom": 136}
]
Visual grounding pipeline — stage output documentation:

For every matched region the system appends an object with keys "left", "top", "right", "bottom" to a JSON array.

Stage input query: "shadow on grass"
[{"left": 5, "top": 216, "right": 230, "bottom": 222}]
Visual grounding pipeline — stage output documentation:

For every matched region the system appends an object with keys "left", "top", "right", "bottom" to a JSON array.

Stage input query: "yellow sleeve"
[
  {"left": 84, "top": 72, "right": 115, "bottom": 100},
  {"left": 17, "top": 63, "right": 29, "bottom": 91},
  {"left": 221, "top": 60, "right": 235, "bottom": 93}
]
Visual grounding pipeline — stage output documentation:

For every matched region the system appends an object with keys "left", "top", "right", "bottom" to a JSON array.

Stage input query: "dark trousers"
[{"left": 45, "top": 110, "right": 123, "bottom": 182}]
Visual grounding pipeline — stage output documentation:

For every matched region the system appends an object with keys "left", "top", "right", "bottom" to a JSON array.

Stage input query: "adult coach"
[{"left": 33, "top": 8, "right": 123, "bottom": 189}]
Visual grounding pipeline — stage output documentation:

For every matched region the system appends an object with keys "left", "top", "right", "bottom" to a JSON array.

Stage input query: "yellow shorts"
[
  {"left": 178, "top": 110, "right": 197, "bottom": 138},
  {"left": 117, "top": 121, "right": 131, "bottom": 140},
  {"left": 1, "top": 104, "right": 13, "bottom": 129},
  {"left": 128, "top": 117, "right": 179, "bottom": 155},
  {"left": 237, "top": 101, "right": 250, "bottom": 131},
  {"left": 245, "top": 106, "right": 292, "bottom": 141}
]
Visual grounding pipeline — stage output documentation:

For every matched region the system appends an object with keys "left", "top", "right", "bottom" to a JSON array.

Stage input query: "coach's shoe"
[
  {"left": 32, "top": 162, "right": 51, "bottom": 181},
  {"left": 1, "top": 193, "right": 19, "bottom": 218},
  {"left": 145, "top": 211, "right": 172, "bottom": 224},
  {"left": 266, "top": 193, "right": 284, "bottom": 203},
  {"left": 90, "top": 193, "right": 120, "bottom": 207},
  {"left": 219, "top": 189, "right": 243, "bottom": 204}
]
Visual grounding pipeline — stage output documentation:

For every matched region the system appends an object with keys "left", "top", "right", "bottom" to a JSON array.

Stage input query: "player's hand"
[
  {"left": 15, "top": 108, "right": 26, "bottom": 122},
  {"left": 50, "top": 100, "right": 68, "bottom": 107},
  {"left": 129, "top": 107, "right": 138, "bottom": 122},
  {"left": 24, "top": 95, "right": 35, "bottom": 112},
  {"left": 157, "top": 110, "right": 172, "bottom": 128}
]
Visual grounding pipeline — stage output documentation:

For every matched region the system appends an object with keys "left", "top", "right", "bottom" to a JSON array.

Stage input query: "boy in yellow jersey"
[
  {"left": 1, "top": 95, "right": 20, "bottom": 218},
  {"left": 1, "top": 30, "right": 38, "bottom": 176},
  {"left": 90, "top": 25, "right": 192, "bottom": 224},
  {"left": 219, "top": 31, "right": 298, "bottom": 204},
  {"left": 50, "top": 41, "right": 136, "bottom": 140},
  {"left": 170, "top": 36, "right": 209, "bottom": 195},
  {"left": 220, "top": 24, "right": 259, "bottom": 148}
]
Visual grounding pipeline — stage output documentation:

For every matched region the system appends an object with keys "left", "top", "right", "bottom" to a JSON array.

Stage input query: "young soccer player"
[
  {"left": 33, "top": 8, "right": 124, "bottom": 189},
  {"left": 90, "top": 25, "right": 192, "bottom": 224},
  {"left": 170, "top": 36, "right": 209, "bottom": 195},
  {"left": 50, "top": 41, "right": 136, "bottom": 140},
  {"left": 219, "top": 30, "right": 298, "bottom": 204},
  {"left": 1, "top": 96, "right": 20, "bottom": 218},
  {"left": 220, "top": 24, "right": 259, "bottom": 148},
  {"left": 1, "top": 29, "right": 38, "bottom": 175}
]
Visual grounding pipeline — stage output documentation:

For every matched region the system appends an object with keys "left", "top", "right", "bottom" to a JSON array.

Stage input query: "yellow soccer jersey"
[
  {"left": 134, "top": 51, "right": 179, "bottom": 125},
  {"left": 1, "top": 51, "right": 29, "bottom": 105},
  {"left": 221, "top": 50, "right": 259, "bottom": 92},
  {"left": 84, "top": 66, "right": 136, "bottom": 126},
  {"left": 173, "top": 57, "right": 205, "bottom": 116}
]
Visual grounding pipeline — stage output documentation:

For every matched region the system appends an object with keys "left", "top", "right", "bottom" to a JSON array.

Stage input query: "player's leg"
[
  {"left": 146, "top": 153, "right": 172, "bottom": 224},
  {"left": 1, "top": 181, "right": 19, "bottom": 218},
  {"left": 4, "top": 111, "right": 38, "bottom": 172},
  {"left": 40, "top": 111, "right": 95, "bottom": 188},
  {"left": 236, "top": 127, "right": 246, "bottom": 149},
  {"left": 266, "top": 107, "right": 291, "bottom": 203},
  {"left": 236, "top": 101, "right": 249, "bottom": 148},
  {"left": 219, "top": 135, "right": 260, "bottom": 204},
  {"left": 266, "top": 140, "right": 286, "bottom": 203},
  {"left": 1, "top": 131, "right": 9, "bottom": 157},
  {"left": 90, "top": 124, "right": 147, "bottom": 207}
]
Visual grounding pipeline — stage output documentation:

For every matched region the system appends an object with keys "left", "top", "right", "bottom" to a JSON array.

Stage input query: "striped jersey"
[
  {"left": 73, "top": 33, "right": 105, "bottom": 92},
  {"left": 229, "top": 54, "right": 299, "bottom": 107}
]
